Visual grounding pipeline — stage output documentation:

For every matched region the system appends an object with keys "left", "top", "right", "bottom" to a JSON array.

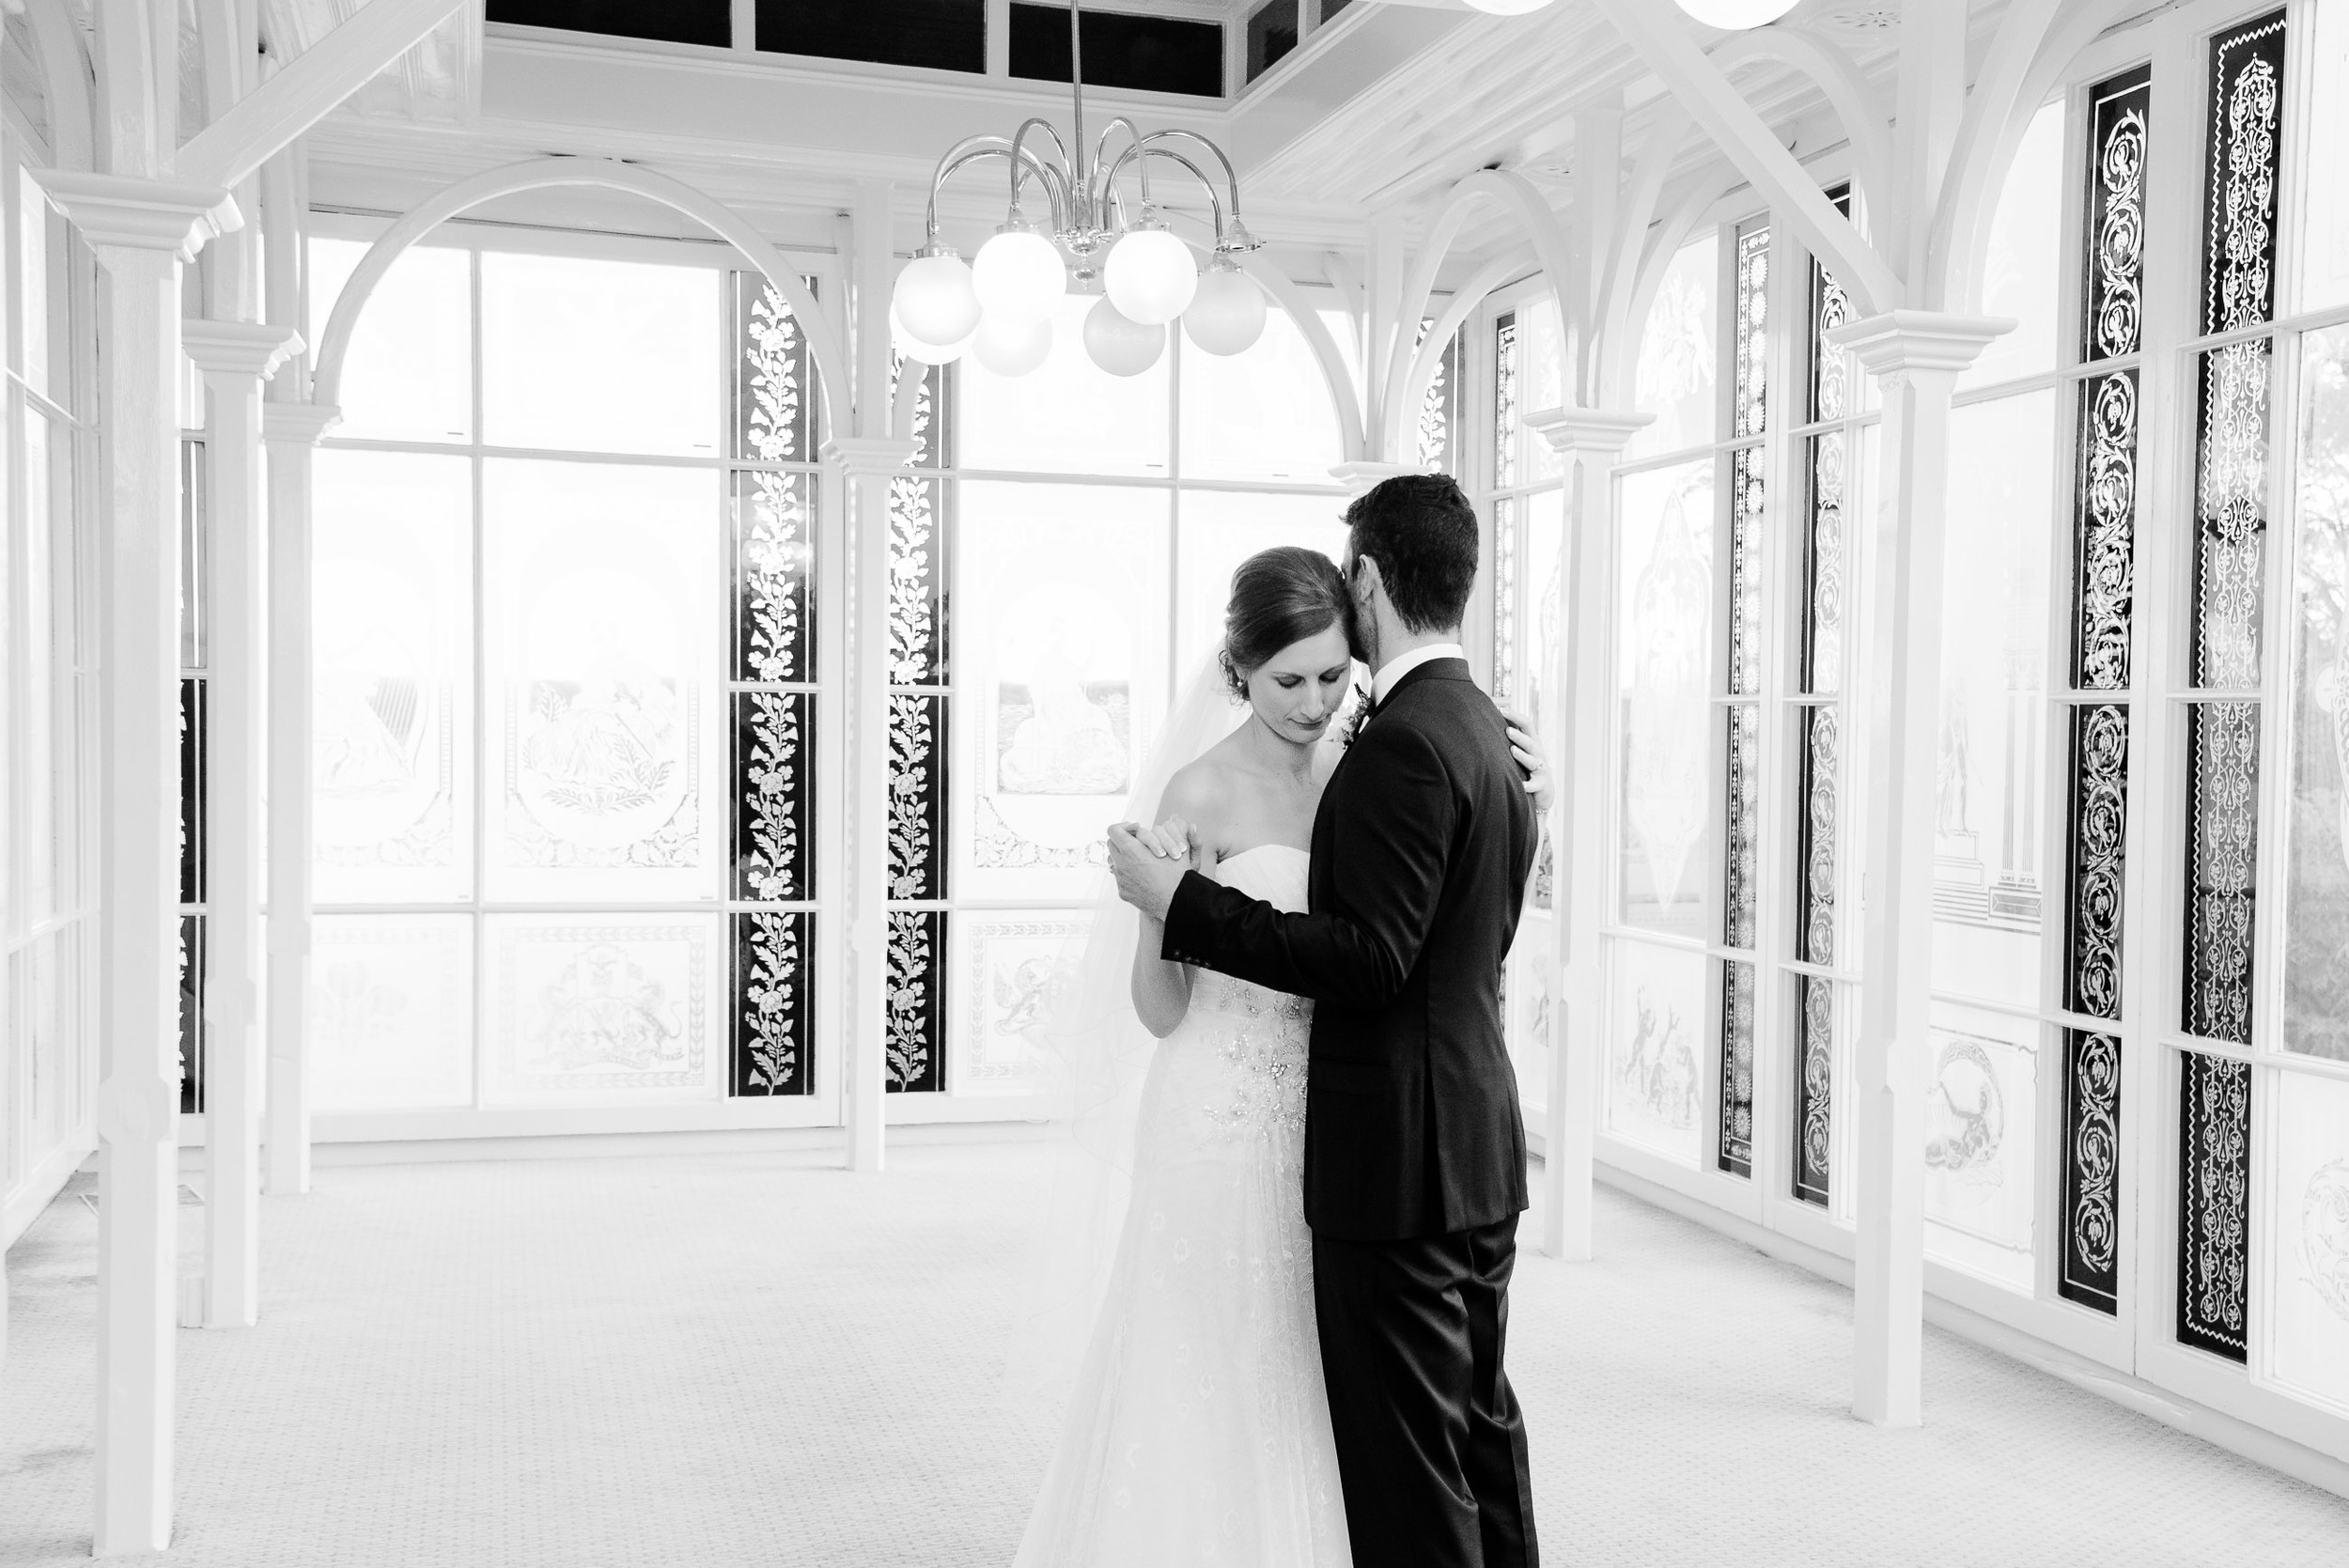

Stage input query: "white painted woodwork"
[
  {"left": 182, "top": 318, "right": 301, "bottom": 1329},
  {"left": 1327, "top": 458, "right": 1417, "bottom": 494},
  {"left": 1828, "top": 309, "right": 2008, "bottom": 1428},
  {"left": 1523, "top": 406, "right": 1650, "bottom": 1262},
  {"left": 38, "top": 168, "right": 236, "bottom": 1560},
  {"left": 262, "top": 401, "right": 341, "bottom": 1200}
]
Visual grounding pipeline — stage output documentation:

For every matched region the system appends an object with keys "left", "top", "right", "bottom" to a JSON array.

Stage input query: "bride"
[{"left": 1011, "top": 546, "right": 1549, "bottom": 1566}]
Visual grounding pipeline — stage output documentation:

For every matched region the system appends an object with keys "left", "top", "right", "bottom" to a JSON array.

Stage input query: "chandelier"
[{"left": 889, "top": 0, "right": 1266, "bottom": 378}]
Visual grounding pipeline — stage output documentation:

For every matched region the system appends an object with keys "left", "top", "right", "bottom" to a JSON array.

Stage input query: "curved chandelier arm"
[
  {"left": 1101, "top": 140, "right": 1228, "bottom": 241},
  {"left": 1006, "top": 116, "right": 1075, "bottom": 217},
  {"left": 923, "top": 135, "right": 1072, "bottom": 242},
  {"left": 1092, "top": 116, "right": 1151, "bottom": 210}
]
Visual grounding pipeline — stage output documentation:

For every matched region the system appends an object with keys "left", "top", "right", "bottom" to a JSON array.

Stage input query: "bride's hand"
[
  {"left": 1139, "top": 816, "right": 1197, "bottom": 865},
  {"left": 1501, "top": 706, "right": 1556, "bottom": 818}
]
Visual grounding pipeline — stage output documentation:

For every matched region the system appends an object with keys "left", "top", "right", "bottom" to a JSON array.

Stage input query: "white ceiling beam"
[
  {"left": 1588, "top": 0, "right": 1899, "bottom": 314},
  {"left": 177, "top": 0, "right": 471, "bottom": 191}
]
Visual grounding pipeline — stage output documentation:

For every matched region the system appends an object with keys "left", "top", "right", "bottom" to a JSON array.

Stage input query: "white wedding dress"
[{"left": 1013, "top": 844, "right": 1352, "bottom": 1567}]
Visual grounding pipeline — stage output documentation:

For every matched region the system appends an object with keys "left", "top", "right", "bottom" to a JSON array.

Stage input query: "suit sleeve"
[{"left": 1160, "top": 718, "right": 1455, "bottom": 1008}]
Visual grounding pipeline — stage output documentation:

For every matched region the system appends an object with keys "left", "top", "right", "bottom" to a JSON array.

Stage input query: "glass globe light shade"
[
  {"left": 972, "top": 311, "right": 1054, "bottom": 377},
  {"left": 893, "top": 251, "right": 980, "bottom": 347},
  {"left": 1082, "top": 295, "right": 1166, "bottom": 378},
  {"left": 892, "top": 302, "right": 971, "bottom": 365},
  {"left": 1460, "top": 0, "right": 1556, "bottom": 14},
  {"left": 1181, "top": 262, "right": 1267, "bottom": 356},
  {"left": 972, "top": 227, "right": 1067, "bottom": 322},
  {"left": 1104, "top": 225, "right": 1199, "bottom": 327},
  {"left": 1672, "top": 0, "right": 1799, "bottom": 26}
]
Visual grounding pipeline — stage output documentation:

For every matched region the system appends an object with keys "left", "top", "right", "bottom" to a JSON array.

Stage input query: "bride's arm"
[{"left": 1128, "top": 772, "right": 1218, "bottom": 1036}]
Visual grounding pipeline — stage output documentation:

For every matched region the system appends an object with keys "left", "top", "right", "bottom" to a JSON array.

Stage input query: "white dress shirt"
[{"left": 1370, "top": 641, "right": 1468, "bottom": 706}]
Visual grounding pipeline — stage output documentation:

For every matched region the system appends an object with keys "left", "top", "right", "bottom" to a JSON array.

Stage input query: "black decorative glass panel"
[
  {"left": 1797, "top": 705, "right": 1839, "bottom": 966},
  {"left": 1492, "top": 495, "right": 1519, "bottom": 705},
  {"left": 2059, "top": 1029, "right": 2123, "bottom": 1313},
  {"left": 1807, "top": 190, "right": 1854, "bottom": 427},
  {"left": 1246, "top": 0, "right": 1297, "bottom": 82},
  {"left": 733, "top": 274, "right": 817, "bottom": 464},
  {"left": 179, "top": 676, "right": 206, "bottom": 907},
  {"left": 1009, "top": 4, "right": 1222, "bottom": 97},
  {"left": 1719, "top": 958, "right": 1755, "bottom": 1178},
  {"left": 889, "top": 695, "right": 948, "bottom": 902},
  {"left": 1418, "top": 326, "right": 1461, "bottom": 475},
  {"left": 1727, "top": 444, "right": 1764, "bottom": 695},
  {"left": 2191, "top": 341, "right": 2274, "bottom": 691},
  {"left": 1734, "top": 224, "right": 1769, "bottom": 440},
  {"left": 179, "top": 440, "right": 207, "bottom": 669},
  {"left": 1793, "top": 974, "right": 1833, "bottom": 1206},
  {"left": 1800, "top": 435, "right": 1846, "bottom": 696},
  {"left": 2064, "top": 704, "right": 2129, "bottom": 1020},
  {"left": 1492, "top": 313, "right": 1518, "bottom": 488},
  {"left": 2198, "top": 14, "right": 2287, "bottom": 340},
  {"left": 178, "top": 915, "right": 205, "bottom": 1114},
  {"left": 490, "top": 0, "right": 729, "bottom": 47},
  {"left": 733, "top": 691, "right": 813, "bottom": 903},
  {"left": 732, "top": 470, "right": 815, "bottom": 686},
  {"left": 2083, "top": 66, "right": 2151, "bottom": 364},
  {"left": 2073, "top": 368, "right": 2139, "bottom": 691},
  {"left": 890, "top": 476, "right": 950, "bottom": 687},
  {"left": 899, "top": 355, "right": 953, "bottom": 472},
  {"left": 762, "top": 0, "right": 985, "bottom": 72},
  {"left": 1724, "top": 704, "right": 1760, "bottom": 949},
  {"left": 2177, "top": 1049, "right": 2251, "bottom": 1360},
  {"left": 886, "top": 909, "right": 947, "bottom": 1093},
  {"left": 2185, "top": 701, "right": 2260, "bottom": 1044},
  {"left": 732, "top": 910, "right": 813, "bottom": 1095}
]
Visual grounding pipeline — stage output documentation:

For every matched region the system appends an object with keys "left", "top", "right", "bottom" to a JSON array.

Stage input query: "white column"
[
  {"left": 262, "top": 401, "right": 339, "bottom": 1198},
  {"left": 182, "top": 321, "right": 300, "bottom": 1327},
  {"left": 1524, "top": 407, "right": 1650, "bottom": 1261},
  {"left": 39, "top": 170, "right": 236, "bottom": 1560},
  {"left": 823, "top": 436, "right": 917, "bottom": 1171},
  {"left": 1828, "top": 309, "right": 2004, "bottom": 1427}
]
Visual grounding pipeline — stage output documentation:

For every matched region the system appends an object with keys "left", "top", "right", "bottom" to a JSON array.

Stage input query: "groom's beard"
[{"left": 1346, "top": 612, "right": 1376, "bottom": 671}]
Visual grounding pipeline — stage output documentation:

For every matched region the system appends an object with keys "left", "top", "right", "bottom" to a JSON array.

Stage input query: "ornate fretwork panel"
[
  {"left": 1734, "top": 224, "right": 1770, "bottom": 440},
  {"left": 890, "top": 475, "right": 950, "bottom": 687},
  {"left": 1724, "top": 705, "right": 1761, "bottom": 951},
  {"left": 179, "top": 676, "right": 206, "bottom": 907},
  {"left": 2085, "top": 68, "right": 2152, "bottom": 364},
  {"left": 1801, "top": 434, "right": 1846, "bottom": 697},
  {"left": 732, "top": 274, "right": 817, "bottom": 464},
  {"left": 732, "top": 470, "right": 816, "bottom": 686},
  {"left": 179, "top": 915, "right": 205, "bottom": 1114},
  {"left": 1493, "top": 494, "right": 1520, "bottom": 706},
  {"left": 1493, "top": 313, "right": 1519, "bottom": 488},
  {"left": 889, "top": 694, "right": 948, "bottom": 902},
  {"left": 2186, "top": 701, "right": 2260, "bottom": 1045},
  {"left": 732, "top": 691, "right": 813, "bottom": 903},
  {"left": 1808, "top": 192, "right": 1855, "bottom": 427},
  {"left": 1793, "top": 974, "right": 1833, "bottom": 1206},
  {"left": 2064, "top": 704, "right": 2129, "bottom": 1021},
  {"left": 2192, "top": 341, "right": 2275, "bottom": 691},
  {"left": 1719, "top": 958, "right": 1756, "bottom": 1178},
  {"left": 886, "top": 908, "right": 947, "bottom": 1093},
  {"left": 2198, "top": 16, "right": 2287, "bottom": 341},
  {"left": 1419, "top": 324, "right": 1461, "bottom": 475},
  {"left": 1797, "top": 705, "right": 1839, "bottom": 967},
  {"left": 2059, "top": 1029, "right": 2123, "bottom": 1312},
  {"left": 2177, "top": 1050, "right": 2251, "bottom": 1361},
  {"left": 2074, "top": 370, "right": 2139, "bottom": 691},
  {"left": 732, "top": 909, "right": 813, "bottom": 1095},
  {"left": 1728, "top": 446, "right": 1765, "bottom": 696}
]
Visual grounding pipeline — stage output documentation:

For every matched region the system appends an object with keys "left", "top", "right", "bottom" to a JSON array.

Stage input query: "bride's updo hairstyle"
[{"left": 1219, "top": 546, "right": 1351, "bottom": 701}]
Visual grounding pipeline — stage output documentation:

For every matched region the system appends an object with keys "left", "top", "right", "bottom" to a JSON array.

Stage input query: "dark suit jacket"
[{"left": 1161, "top": 657, "right": 1538, "bottom": 1241}]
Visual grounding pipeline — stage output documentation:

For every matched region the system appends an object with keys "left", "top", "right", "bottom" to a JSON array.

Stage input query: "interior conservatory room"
[{"left": 6, "top": 0, "right": 2349, "bottom": 1561}]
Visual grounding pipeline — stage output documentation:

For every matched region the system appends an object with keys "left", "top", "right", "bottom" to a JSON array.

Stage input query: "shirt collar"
[{"left": 1371, "top": 642, "right": 1467, "bottom": 706}]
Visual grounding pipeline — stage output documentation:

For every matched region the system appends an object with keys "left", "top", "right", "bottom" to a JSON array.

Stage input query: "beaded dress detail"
[{"left": 1012, "top": 846, "right": 1348, "bottom": 1567}]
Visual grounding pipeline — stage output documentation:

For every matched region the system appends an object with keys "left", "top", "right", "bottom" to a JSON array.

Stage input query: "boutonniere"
[{"left": 1340, "top": 689, "right": 1374, "bottom": 750}]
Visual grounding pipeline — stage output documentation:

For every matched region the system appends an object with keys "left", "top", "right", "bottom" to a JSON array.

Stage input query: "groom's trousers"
[{"left": 1313, "top": 1213, "right": 1536, "bottom": 1568}]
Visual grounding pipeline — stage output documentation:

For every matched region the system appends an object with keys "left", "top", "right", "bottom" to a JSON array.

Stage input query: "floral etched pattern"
[
  {"left": 1419, "top": 325, "right": 1460, "bottom": 474},
  {"left": 2065, "top": 704, "right": 2129, "bottom": 1021},
  {"left": 733, "top": 909, "right": 811, "bottom": 1094},
  {"left": 2060, "top": 1029, "right": 2122, "bottom": 1312},
  {"left": 1799, "top": 705, "right": 1839, "bottom": 967},
  {"left": 887, "top": 908, "right": 944, "bottom": 1092},
  {"left": 1794, "top": 973, "right": 1833, "bottom": 1206},
  {"left": 2075, "top": 370, "right": 2139, "bottom": 691},
  {"left": 733, "top": 691, "right": 810, "bottom": 903},
  {"left": 889, "top": 694, "right": 946, "bottom": 901},
  {"left": 2086, "top": 70, "right": 2150, "bottom": 363},
  {"left": 1719, "top": 958, "right": 1755, "bottom": 1178},
  {"left": 1493, "top": 314, "right": 1519, "bottom": 489},
  {"left": 2178, "top": 1050, "right": 2251, "bottom": 1361},
  {"left": 2186, "top": 701, "right": 2261, "bottom": 1046},
  {"left": 1735, "top": 225, "right": 1769, "bottom": 440},
  {"left": 1493, "top": 495, "right": 1520, "bottom": 706}
]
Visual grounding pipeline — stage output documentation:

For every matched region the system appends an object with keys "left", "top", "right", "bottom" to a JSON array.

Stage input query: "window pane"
[
  {"left": 2301, "top": 0, "right": 2349, "bottom": 311},
  {"left": 313, "top": 914, "right": 474, "bottom": 1110},
  {"left": 481, "top": 253, "right": 720, "bottom": 457},
  {"left": 1616, "top": 459, "right": 1715, "bottom": 938},
  {"left": 1517, "top": 293, "right": 1565, "bottom": 483},
  {"left": 957, "top": 481, "right": 1171, "bottom": 902},
  {"left": 481, "top": 913, "right": 724, "bottom": 1105},
  {"left": 1522, "top": 488, "right": 1567, "bottom": 736},
  {"left": 22, "top": 410, "right": 58, "bottom": 923},
  {"left": 951, "top": 910, "right": 1082, "bottom": 1095},
  {"left": 1924, "top": 1001, "right": 2040, "bottom": 1295},
  {"left": 1626, "top": 231, "right": 1719, "bottom": 460},
  {"left": 1178, "top": 310, "right": 1344, "bottom": 483},
  {"left": 1960, "top": 100, "right": 2063, "bottom": 391},
  {"left": 307, "top": 237, "right": 473, "bottom": 443},
  {"left": 482, "top": 459, "right": 723, "bottom": 902},
  {"left": 2267, "top": 1066, "right": 2349, "bottom": 1408},
  {"left": 1604, "top": 937, "right": 1704, "bottom": 1166},
  {"left": 1931, "top": 390, "right": 2056, "bottom": 1008},
  {"left": 19, "top": 174, "right": 49, "bottom": 399},
  {"left": 2286, "top": 323, "right": 2349, "bottom": 1059},
  {"left": 961, "top": 293, "right": 1170, "bottom": 476},
  {"left": 1174, "top": 489, "right": 1348, "bottom": 676},
  {"left": 313, "top": 450, "right": 475, "bottom": 904}
]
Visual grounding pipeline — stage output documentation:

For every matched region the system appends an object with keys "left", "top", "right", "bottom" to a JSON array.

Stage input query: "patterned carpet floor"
[{"left": 3, "top": 1141, "right": 2346, "bottom": 1565}]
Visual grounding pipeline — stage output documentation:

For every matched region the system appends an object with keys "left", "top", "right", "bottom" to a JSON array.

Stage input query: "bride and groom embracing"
[{"left": 1013, "top": 474, "right": 1550, "bottom": 1568}]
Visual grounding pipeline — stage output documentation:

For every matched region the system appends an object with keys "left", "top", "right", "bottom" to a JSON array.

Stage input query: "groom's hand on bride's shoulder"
[
  {"left": 1107, "top": 820, "right": 1192, "bottom": 922},
  {"left": 1501, "top": 705, "right": 1556, "bottom": 818}
]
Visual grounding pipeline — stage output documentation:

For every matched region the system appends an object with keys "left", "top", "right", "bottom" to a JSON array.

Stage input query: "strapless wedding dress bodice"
[{"left": 1012, "top": 844, "right": 1349, "bottom": 1568}]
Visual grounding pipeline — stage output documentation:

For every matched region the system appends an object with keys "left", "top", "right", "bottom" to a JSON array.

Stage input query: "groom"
[{"left": 1108, "top": 473, "right": 1539, "bottom": 1568}]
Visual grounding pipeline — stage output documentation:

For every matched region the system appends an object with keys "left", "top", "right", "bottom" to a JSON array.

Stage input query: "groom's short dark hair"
[{"left": 1346, "top": 474, "right": 1479, "bottom": 634}]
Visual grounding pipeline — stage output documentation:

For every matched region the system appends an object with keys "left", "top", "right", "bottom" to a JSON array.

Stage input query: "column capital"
[
  {"left": 184, "top": 319, "right": 303, "bottom": 382},
  {"left": 36, "top": 171, "right": 239, "bottom": 263},
  {"left": 261, "top": 401, "right": 342, "bottom": 446},
  {"left": 1523, "top": 406, "right": 1653, "bottom": 461},
  {"left": 820, "top": 435, "right": 920, "bottom": 477},
  {"left": 1328, "top": 459, "right": 1420, "bottom": 495},
  {"left": 1827, "top": 310, "right": 2014, "bottom": 377}
]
